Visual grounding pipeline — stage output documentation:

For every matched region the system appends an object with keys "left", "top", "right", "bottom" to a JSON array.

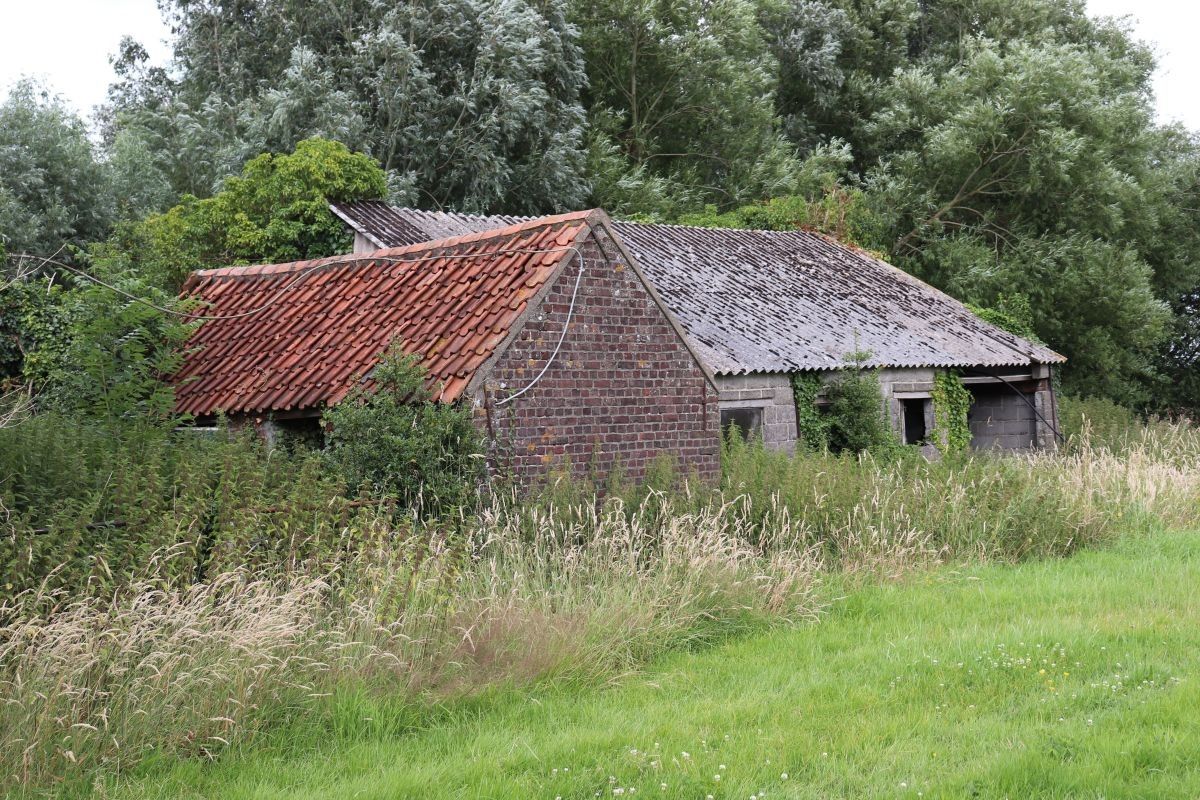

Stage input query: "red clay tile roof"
[{"left": 173, "top": 210, "right": 597, "bottom": 418}]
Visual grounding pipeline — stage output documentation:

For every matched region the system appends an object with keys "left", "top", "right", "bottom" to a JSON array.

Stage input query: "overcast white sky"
[{"left": 0, "top": 0, "right": 1196, "bottom": 130}]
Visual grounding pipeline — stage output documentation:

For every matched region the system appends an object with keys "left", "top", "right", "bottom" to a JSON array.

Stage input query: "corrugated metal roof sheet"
[
  {"left": 173, "top": 210, "right": 593, "bottom": 418},
  {"left": 331, "top": 201, "right": 1065, "bottom": 372}
]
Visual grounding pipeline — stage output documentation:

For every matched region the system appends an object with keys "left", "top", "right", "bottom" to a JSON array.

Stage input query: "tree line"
[{"left": 1, "top": 0, "right": 1198, "bottom": 416}]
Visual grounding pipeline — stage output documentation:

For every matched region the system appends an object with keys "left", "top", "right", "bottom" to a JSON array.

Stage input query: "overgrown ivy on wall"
[
  {"left": 790, "top": 372, "right": 829, "bottom": 451},
  {"left": 931, "top": 370, "right": 973, "bottom": 455},
  {"left": 790, "top": 352, "right": 902, "bottom": 456},
  {"left": 792, "top": 363, "right": 974, "bottom": 458}
]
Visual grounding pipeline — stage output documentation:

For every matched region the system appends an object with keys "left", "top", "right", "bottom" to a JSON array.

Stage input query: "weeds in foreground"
[
  {"left": 0, "top": 500, "right": 820, "bottom": 793},
  {"left": 1, "top": 416, "right": 1198, "bottom": 793}
]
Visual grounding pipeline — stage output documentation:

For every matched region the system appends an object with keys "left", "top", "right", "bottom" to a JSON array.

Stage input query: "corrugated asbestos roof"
[
  {"left": 331, "top": 200, "right": 1065, "bottom": 373},
  {"left": 173, "top": 210, "right": 594, "bottom": 417}
]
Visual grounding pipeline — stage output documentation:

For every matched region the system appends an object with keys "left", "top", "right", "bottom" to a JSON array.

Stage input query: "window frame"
[{"left": 720, "top": 405, "right": 765, "bottom": 442}]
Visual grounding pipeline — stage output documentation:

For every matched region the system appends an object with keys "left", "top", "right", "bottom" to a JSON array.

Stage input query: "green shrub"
[
  {"left": 1059, "top": 395, "right": 1140, "bottom": 449},
  {"left": 823, "top": 352, "right": 901, "bottom": 456},
  {"left": 126, "top": 137, "right": 387, "bottom": 289},
  {"left": 3, "top": 249, "right": 194, "bottom": 421},
  {"left": 322, "top": 341, "right": 484, "bottom": 516}
]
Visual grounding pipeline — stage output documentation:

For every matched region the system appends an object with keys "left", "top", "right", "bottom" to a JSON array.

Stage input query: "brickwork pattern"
[{"left": 475, "top": 227, "right": 720, "bottom": 485}]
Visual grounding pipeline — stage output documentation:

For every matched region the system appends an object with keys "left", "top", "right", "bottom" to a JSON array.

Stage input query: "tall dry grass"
[
  {"left": 2, "top": 417, "right": 1198, "bottom": 794},
  {"left": 0, "top": 501, "right": 820, "bottom": 792}
]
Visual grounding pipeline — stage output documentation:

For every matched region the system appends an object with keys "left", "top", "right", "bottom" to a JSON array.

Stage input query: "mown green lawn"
[{"left": 108, "top": 530, "right": 1200, "bottom": 799}]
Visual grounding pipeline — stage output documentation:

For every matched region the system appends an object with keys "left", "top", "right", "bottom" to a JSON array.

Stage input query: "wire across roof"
[
  {"left": 174, "top": 211, "right": 593, "bottom": 417},
  {"left": 331, "top": 201, "right": 1064, "bottom": 374}
]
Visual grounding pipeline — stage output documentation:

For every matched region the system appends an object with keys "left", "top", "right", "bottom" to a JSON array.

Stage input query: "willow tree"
[{"left": 106, "top": 0, "right": 590, "bottom": 214}]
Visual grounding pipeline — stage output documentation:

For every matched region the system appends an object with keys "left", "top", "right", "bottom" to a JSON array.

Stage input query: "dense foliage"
[
  {"left": 822, "top": 352, "right": 900, "bottom": 455},
  {"left": 322, "top": 341, "right": 484, "bottom": 515},
  {"left": 105, "top": 0, "right": 590, "bottom": 214},
  {"left": 790, "top": 372, "right": 830, "bottom": 451},
  {"left": 1, "top": 0, "right": 1198, "bottom": 415},
  {"left": 0, "top": 254, "right": 192, "bottom": 416},
  {"left": 128, "top": 137, "right": 387, "bottom": 287},
  {"left": 0, "top": 415, "right": 359, "bottom": 596},
  {"left": 0, "top": 81, "right": 112, "bottom": 257}
]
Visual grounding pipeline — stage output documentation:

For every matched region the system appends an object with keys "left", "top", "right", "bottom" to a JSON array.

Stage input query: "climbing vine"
[
  {"left": 931, "top": 371, "right": 973, "bottom": 455},
  {"left": 790, "top": 372, "right": 829, "bottom": 450}
]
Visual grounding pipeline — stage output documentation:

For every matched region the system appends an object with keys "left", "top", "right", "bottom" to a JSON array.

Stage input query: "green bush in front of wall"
[
  {"left": 823, "top": 351, "right": 902, "bottom": 456},
  {"left": 931, "top": 370, "right": 974, "bottom": 455},
  {"left": 322, "top": 340, "right": 484, "bottom": 517},
  {"left": 790, "top": 372, "right": 830, "bottom": 451}
]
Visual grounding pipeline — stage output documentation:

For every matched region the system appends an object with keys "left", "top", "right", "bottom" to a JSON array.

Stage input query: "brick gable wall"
[{"left": 473, "top": 224, "right": 720, "bottom": 486}]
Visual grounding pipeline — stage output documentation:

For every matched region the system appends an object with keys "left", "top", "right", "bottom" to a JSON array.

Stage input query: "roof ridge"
[
  {"left": 334, "top": 200, "right": 831, "bottom": 240},
  {"left": 612, "top": 219, "right": 816, "bottom": 237},
  {"left": 187, "top": 209, "right": 598, "bottom": 285},
  {"left": 325, "top": 203, "right": 1067, "bottom": 371}
]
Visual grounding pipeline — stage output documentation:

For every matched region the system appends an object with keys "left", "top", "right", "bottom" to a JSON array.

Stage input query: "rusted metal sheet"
[{"left": 331, "top": 202, "right": 1065, "bottom": 374}]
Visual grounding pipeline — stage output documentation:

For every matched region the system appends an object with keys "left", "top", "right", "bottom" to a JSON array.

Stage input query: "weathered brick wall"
[{"left": 474, "top": 225, "right": 721, "bottom": 486}]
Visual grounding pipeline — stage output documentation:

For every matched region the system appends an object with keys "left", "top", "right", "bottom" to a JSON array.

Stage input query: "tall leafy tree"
[
  {"left": 858, "top": 31, "right": 1190, "bottom": 403},
  {"left": 0, "top": 81, "right": 113, "bottom": 256},
  {"left": 106, "top": 0, "right": 589, "bottom": 214},
  {"left": 745, "top": 0, "right": 1200, "bottom": 407},
  {"left": 574, "top": 0, "right": 799, "bottom": 216},
  {"left": 126, "top": 137, "right": 387, "bottom": 289},
  {"left": 78, "top": 0, "right": 1200, "bottom": 413}
]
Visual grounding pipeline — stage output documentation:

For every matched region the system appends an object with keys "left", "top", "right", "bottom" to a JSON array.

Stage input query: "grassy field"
[{"left": 103, "top": 527, "right": 1200, "bottom": 800}]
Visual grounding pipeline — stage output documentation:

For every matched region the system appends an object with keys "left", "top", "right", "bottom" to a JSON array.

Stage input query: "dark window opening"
[
  {"left": 901, "top": 398, "right": 928, "bottom": 445},
  {"left": 274, "top": 416, "right": 325, "bottom": 452},
  {"left": 721, "top": 407, "right": 763, "bottom": 442}
]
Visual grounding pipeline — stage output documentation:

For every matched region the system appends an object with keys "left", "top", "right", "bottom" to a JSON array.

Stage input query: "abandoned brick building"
[
  {"left": 172, "top": 210, "right": 721, "bottom": 483},
  {"left": 331, "top": 201, "right": 1066, "bottom": 452}
]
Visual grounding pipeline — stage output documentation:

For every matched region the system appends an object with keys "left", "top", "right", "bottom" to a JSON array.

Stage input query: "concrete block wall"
[
  {"left": 967, "top": 372, "right": 1058, "bottom": 451},
  {"left": 477, "top": 224, "right": 721, "bottom": 486},
  {"left": 968, "top": 385, "right": 1036, "bottom": 450},
  {"left": 673, "top": 364, "right": 1059, "bottom": 459},
  {"left": 713, "top": 367, "right": 944, "bottom": 454},
  {"left": 877, "top": 367, "right": 935, "bottom": 441},
  {"left": 714, "top": 373, "right": 798, "bottom": 452}
]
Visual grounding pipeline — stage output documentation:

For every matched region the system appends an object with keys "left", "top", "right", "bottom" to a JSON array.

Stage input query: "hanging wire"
[
  {"left": 7, "top": 241, "right": 587, "bottom": 405},
  {"left": 10, "top": 244, "right": 583, "bottom": 323},
  {"left": 492, "top": 255, "right": 586, "bottom": 407}
]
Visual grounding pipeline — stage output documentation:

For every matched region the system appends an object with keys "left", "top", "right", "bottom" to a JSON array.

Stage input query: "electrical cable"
[
  {"left": 12, "top": 245, "right": 582, "bottom": 323},
  {"left": 974, "top": 369, "right": 1066, "bottom": 443},
  {"left": 492, "top": 253, "right": 586, "bottom": 407},
  {"left": 8, "top": 243, "right": 587, "bottom": 407}
]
